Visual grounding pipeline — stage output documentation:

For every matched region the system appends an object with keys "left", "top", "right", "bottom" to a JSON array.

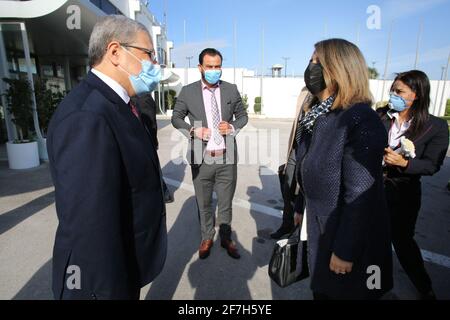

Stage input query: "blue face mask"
[
  {"left": 388, "top": 93, "right": 413, "bottom": 112},
  {"left": 121, "top": 47, "right": 161, "bottom": 96},
  {"left": 203, "top": 69, "right": 222, "bottom": 85}
]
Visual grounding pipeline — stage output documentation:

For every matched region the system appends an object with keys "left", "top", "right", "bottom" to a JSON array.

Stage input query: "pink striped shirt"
[{"left": 202, "top": 81, "right": 226, "bottom": 151}]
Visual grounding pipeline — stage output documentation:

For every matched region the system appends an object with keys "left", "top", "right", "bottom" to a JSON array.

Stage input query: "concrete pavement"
[{"left": 0, "top": 118, "right": 449, "bottom": 299}]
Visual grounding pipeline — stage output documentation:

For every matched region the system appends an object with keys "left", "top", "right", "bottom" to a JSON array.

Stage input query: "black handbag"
[{"left": 268, "top": 225, "right": 309, "bottom": 288}]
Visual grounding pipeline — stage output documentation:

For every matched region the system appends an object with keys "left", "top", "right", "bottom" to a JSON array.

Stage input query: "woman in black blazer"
[
  {"left": 293, "top": 39, "right": 393, "bottom": 300},
  {"left": 378, "top": 70, "right": 449, "bottom": 299}
]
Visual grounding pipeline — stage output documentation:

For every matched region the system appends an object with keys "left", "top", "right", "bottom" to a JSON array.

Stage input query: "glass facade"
[{"left": 89, "top": 0, "right": 123, "bottom": 15}]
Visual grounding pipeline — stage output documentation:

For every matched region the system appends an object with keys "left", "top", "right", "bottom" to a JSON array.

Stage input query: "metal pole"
[
  {"left": 356, "top": 23, "right": 360, "bottom": 46},
  {"left": 381, "top": 22, "right": 393, "bottom": 101},
  {"left": 0, "top": 23, "right": 17, "bottom": 141},
  {"left": 414, "top": 20, "right": 423, "bottom": 69},
  {"left": 20, "top": 22, "right": 43, "bottom": 140},
  {"left": 233, "top": 20, "right": 237, "bottom": 84},
  {"left": 282, "top": 57, "right": 290, "bottom": 78},
  {"left": 186, "top": 56, "right": 193, "bottom": 68},
  {"left": 260, "top": 25, "right": 264, "bottom": 114},
  {"left": 183, "top": 19, "right": 186, "bottom": 47},
  {"left": 438, "top": 52, "right": 450, "bottom": 117}
]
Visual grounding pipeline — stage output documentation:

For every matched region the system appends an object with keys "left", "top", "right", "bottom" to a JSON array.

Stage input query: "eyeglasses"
[{"left": 120, "top": 43, "right": 157, "bottom": 62}]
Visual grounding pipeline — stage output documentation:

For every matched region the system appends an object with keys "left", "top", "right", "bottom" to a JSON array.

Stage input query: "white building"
[
  {"left": 0, "top": 0, "right": 174, "bottom": 143},
  {"left": 167, "top": 68, "right": 449, "bottom": 119}
]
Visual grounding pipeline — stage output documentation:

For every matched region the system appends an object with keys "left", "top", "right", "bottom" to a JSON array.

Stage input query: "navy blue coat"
[
  {"left": 47, "top": 72, "right": 167, "bottom": 299},
  {"left": 294, "top": 103, "right": 393, "bottom": 299}
]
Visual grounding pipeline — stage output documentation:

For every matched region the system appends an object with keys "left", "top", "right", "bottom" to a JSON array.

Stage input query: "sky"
[{"left": 147, "top": 0, "right": 450, "bottom": 80}]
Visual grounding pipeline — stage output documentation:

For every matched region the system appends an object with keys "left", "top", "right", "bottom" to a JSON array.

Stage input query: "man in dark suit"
[
  {"left": 171, "top": 48, "right": 248, "bottom": 260},
  {"left": 133, "top": 93, "right": 174, "bottom": 203},
  {"left": 47, "top": 15, "right": 167, "bottom": 300}
]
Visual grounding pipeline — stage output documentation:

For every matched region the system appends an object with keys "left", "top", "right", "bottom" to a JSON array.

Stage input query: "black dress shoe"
[
  {"left": 221, "top": 239, "right": 240, "bottom": 259},
  {"left": 420, "top": 290, "right": 437, "bottom": 300},
  {"left": 270, "top": 226, "right": 294, "bottom": 239}
]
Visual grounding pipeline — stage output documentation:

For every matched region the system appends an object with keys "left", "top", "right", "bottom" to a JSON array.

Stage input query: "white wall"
[{"left": 165, "top": 68, "right": 450, "bottom": 118}]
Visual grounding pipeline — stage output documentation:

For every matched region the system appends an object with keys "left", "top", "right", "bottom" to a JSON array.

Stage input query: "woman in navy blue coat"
[{"left": 293, "top": 39, "right": 393, "bottom": 299}]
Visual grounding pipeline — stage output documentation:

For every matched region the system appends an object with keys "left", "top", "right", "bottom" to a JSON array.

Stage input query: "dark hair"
[
  {"left": 199, "top": 48, "right": 223, "bottom": 65},
  {"left": 390, "top": 70, "right": 430, "bottom": 140}
]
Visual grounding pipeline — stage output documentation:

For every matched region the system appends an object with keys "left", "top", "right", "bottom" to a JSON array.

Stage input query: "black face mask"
[{"left": 304, "top": 61, "right": 327, "bottom": 95}]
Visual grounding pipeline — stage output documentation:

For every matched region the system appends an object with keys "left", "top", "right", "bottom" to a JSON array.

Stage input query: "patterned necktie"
[
  {"left": 129, "top": 101, "right": 140, "bottom": 119},
  {"left": 208, "top": 87, "right": 222, "bottom": 145}
]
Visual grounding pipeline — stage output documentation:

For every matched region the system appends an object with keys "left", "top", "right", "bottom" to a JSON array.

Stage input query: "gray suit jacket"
[{"left": 171, "top": 80, "right": 248, "bottom": 166}]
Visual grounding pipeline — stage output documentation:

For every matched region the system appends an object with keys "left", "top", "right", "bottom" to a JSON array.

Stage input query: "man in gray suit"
[{"left": 171, "top": 48, "right": 248, "bottom": 260}]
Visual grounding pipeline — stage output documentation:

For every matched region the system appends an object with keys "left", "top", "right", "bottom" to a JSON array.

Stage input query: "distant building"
[{"left": 271, "top": 64, "right": 283, "bottom": 78}]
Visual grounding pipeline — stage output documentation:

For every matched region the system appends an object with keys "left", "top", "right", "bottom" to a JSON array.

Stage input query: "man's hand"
[
  {"left": 329, "top": 253, "right": 353, "bottom": 275},
  {"left": 384, "top": 147, "right": 409, "bottom": 167},
  {"left": 218, "top": 121, "right": 233, "bottom": 136},
  {"left": 194, "top": 127, "right": 211, "bottom": 141}
]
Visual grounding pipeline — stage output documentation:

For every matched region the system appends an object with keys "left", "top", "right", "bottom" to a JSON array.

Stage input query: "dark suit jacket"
[
  {"left": 171, "top": 80, "right": 248, "bottom": 166},
  {"left": 47, "top": 71, "right": 167, "bottom": 300},
  {"left": 294, "top": 103, "right": 393, "bottom": 299},
  {"left": 132, "top": 93, "right": 158, "bottom": 149},
  {"left": 377, "top": 106, "right": 449, "bottom": 181}
]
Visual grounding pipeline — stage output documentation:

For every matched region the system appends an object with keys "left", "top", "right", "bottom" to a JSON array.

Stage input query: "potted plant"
[
  {"left": 164, "top": 89, "right": 177, "bottom": 117},
  {"left": 254, "top": 96, "right": 262, "bottom": 114},
  {"left": 34, "top": 78, "right": 65, "bottom": 161},
  {"left": 2, "top": 77, "right": 40, "bottom": 169},
  {"left": 241, "top": 94, "right": 249, "bottom": 112}
]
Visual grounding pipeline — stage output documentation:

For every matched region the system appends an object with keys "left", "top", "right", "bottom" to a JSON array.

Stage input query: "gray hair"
[{"left": 88, "top": 15, "right": 150, "bottom": 67}]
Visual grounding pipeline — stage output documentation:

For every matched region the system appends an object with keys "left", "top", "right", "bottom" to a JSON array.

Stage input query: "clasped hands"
[
  {"left": 384, "top": 147, "right": 409, "bottom": 167},
  {"left": 194, "top": 122, "right": 233, "bottom": 140}
]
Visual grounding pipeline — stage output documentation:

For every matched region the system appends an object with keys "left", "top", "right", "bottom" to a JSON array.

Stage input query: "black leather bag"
[{"left": 268, "top": 225, "right": 309, "bottom": 288}]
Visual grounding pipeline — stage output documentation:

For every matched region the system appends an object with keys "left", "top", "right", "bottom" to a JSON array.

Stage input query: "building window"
[
  {"left": 157, "top": 48, "right": 167, "bottom": 66},
  {"left": 89, "top": 0, "right": 123, "bottom": 15}
]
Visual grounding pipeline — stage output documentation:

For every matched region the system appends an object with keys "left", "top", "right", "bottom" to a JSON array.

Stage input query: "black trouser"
[
  {"left": 384, "top": 177, "right": 432, "bottom": 294},
  {"left": 278, "top": 150, "right": 298, "bottom": 229}
]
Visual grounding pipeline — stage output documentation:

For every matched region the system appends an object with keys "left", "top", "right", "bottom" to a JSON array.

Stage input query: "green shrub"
[
  {"left": 254, "top": 96, "right": 262, "bottom": 114},
  {"left": 241, "top": 94, "right": 249, "bottom": 111},
  {"left": 164, "top": 89, "right": 177, "bottom": 110},
  {"left": 34, "top": 78, "right": 65, "bottom": 136},
  {"left": 445, "top": 99, "right": 450, "bottom": 116},
  {"left": 2, "top": 77, "right": 33, "bottom": 141}
]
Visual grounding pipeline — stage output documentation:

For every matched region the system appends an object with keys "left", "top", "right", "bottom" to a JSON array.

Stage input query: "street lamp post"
[
  {"left": 282, "top": 57, "right": 290, "bottom": 78},
  {"left": 186, "top": 56, "right": 193, "bottom": 68}
]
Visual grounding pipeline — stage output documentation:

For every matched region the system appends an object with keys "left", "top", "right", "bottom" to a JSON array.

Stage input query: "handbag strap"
[{"left": 287, "top": 224, "right": 301, "bottom": 241}]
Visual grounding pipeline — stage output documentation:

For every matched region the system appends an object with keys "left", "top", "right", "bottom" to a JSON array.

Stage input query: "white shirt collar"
[
  {"left": 388, "top": 110, "right": 412, "bottom": 125},
  {"left": 91, "top": 68, "right": 130, "bottom": 104},
  {"left": 201, "top": 79, "right": 220, "bottom": 90}
]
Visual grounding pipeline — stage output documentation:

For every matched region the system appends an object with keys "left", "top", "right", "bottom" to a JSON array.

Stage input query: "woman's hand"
[
  {"left": 294, "top": 212, "right": 303, "bottom": 226},
  {"left": 329, "top": 253, "right": 353, "bottom": 275},
  {"left": 384, "top": 147, "right": 409, "bottom": 167}
]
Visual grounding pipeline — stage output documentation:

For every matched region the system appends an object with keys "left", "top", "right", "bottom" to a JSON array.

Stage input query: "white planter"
[
  {"left": 6, "top": 141, "right": 40, "bottom": 170},
  {"left": 37, "top": 138, "right": 48, "bottom": 161},
  {"left": 166, "top": 109, "right": 173, "bottom": 117}
]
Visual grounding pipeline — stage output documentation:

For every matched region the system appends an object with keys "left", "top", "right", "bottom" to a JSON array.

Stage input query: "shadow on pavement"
[
  {"left": 247, "top": 168, "right": 312, "bottom": 300},
  {"left": 0, "top": 162, "right": 54, "bottom": 198},
  {"left": 0, "top": 191, "right": 55, "bottom": 235},
  {"left": 187, "top": 232, "right": 256, "bottom": 300},
  {"left": 13, "top": 259, "right": 53, "bottom": 300},
  {"left": 145, "top": 195, "right": 199, "bottom": 299}
]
